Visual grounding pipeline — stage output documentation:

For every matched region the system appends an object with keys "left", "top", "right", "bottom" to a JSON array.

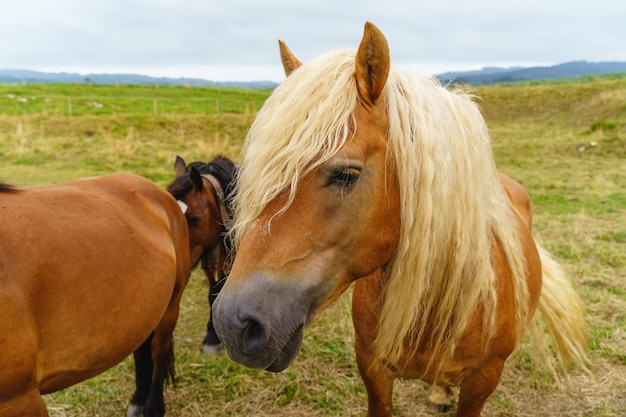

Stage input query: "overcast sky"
[{"left": 2, "top": 0, "right": 624, "bottom": 82}]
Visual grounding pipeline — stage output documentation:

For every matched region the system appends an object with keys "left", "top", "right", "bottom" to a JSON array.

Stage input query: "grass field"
[{"left": 1, "top": 76, "right": 625, "bottom": 416}]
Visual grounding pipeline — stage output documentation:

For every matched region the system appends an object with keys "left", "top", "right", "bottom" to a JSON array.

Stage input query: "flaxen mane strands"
[
  {"left": 377, "top": 68, "right": 528, "bottom": 371},
  {"left": 230, "top": 48, "right": 530, "bottom": 374},
  {"left": 230, "top": 49, "right": 358, "bottom": 245}
]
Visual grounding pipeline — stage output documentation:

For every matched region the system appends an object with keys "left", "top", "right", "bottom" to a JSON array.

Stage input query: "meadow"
[{"left": 0, "top": 75, "right": 624, "bottom": 416}]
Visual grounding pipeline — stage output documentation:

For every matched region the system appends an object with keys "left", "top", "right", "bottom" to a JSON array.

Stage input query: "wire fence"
[{"left": 0, "top": 94, "right": 264, "bottom": 116}]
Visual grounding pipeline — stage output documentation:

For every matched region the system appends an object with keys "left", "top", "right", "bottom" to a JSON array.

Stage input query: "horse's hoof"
[
  {"left": 202, "top": 342, "right": 224, "bottom": 355},
  {"left": 126, "top": 404, "right": 144, "bottom": 417},
  {"left": 427, "top": 401, "right": 452, "bottom": 413}
]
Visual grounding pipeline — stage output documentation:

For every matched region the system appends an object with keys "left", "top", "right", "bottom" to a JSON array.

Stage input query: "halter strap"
[
  {"left": 201, "top": 173, "right": 231, "bottom": 232},
  {"left": 199, "top": 173, "right": 232, "bottom": 283}
]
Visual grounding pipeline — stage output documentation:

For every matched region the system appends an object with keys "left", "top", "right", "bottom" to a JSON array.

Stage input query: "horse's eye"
[
  {"left": 327, "top": 167, "right": 360, "bottom": 188},
  {"left": 188, "top": 215, "right": 202, "bottom": 225}
]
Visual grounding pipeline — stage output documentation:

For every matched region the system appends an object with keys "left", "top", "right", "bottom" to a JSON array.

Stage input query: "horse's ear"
[
  {"left": 174, "top": 155, "right": 187, "bottom": 178},
  {"left": 355, "top": 22, "right": 390, "bottom": 106},
  {"left": 189, "top": 166, "right": 203, "bottom": 191},
  {"left": 278, "top": 39, "right": 302, "bottom": 77}
]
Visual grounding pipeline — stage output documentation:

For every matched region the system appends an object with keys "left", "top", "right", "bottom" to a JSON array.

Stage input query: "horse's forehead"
[
  {"left": 179, "top": 187, "right": 211, "bottom": 209},
  {"left": 288, "top": 107, "right": 385, "bottom": 170},
  {"left": 344, "top": 107, "right": 389, "bottom": 154}
]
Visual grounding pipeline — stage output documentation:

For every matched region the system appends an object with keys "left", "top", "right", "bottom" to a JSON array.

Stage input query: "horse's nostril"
[{"left": 241, "top": 317, "right": 269, "bottom": 354}]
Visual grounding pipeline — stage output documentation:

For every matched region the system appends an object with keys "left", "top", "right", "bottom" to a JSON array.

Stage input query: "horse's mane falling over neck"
[
  {"left": 231, "top": 49, "right": 529, "bottom": 374},
  {"left": 378, "top": 69, "right": 528, "bottom": 371}
]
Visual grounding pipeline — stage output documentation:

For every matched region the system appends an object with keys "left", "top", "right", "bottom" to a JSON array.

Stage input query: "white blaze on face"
[{"left": 177, "top": 200, "right": 188, "bottom": 214}]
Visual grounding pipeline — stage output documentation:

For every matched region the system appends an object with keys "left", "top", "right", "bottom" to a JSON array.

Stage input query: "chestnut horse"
[
  {"left": 213, "top": 22, "right": 589, "bottom": 416},
  {"left": 0, "top": 174, "right": 190, "bottom": 417},
  {"left": 166, "top": 155, "right": 237, "bottom": 354}
]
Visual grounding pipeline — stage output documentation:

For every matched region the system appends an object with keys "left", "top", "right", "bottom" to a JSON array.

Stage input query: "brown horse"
[
  {"left": 129, "top": 156, "right": 236, "bottom": 416},
  {"left": 167, "top": 155, "right": 237, "bottom": 354},
  {"left": 213, "top": 22, "right": 589, "bottom": 417},
  {"left": 0, "top": 174, "right": 191, "bottom": 417}
]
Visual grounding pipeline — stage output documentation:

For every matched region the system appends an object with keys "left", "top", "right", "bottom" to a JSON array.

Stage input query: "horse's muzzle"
[{"left": 212, "top": 273, "right": 309, "bottom": 372}]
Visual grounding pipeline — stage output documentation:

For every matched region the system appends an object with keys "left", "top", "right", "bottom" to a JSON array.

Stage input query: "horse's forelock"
[
  {"left": 207, "top": 157, "right": 236, "bottom": 186},
  {"left": 230, "top": 49, "right": 359, "bottom": 248},
  {"left": 167, "top": 175, "right": 194, "bottom": 201}
]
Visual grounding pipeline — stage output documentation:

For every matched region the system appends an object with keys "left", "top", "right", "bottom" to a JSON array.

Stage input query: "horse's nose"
[
  {"left": 238, "top": 313, "right": 270, "bottom": 354},
  {"left": 213, "top": 295, "right": 272, "bottom": 361},
  {"left": 212, "top": 272, "right": 311, "bottom": 370}
]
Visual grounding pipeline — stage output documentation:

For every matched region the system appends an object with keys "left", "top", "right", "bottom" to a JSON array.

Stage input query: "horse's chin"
[
  {"left": 222, "top": 323, "right": 305, "bottom": 372},
  {"left": 264, "top": 327, "right": 304, "bottom": 372}
]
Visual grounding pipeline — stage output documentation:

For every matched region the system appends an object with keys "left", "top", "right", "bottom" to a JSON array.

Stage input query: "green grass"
[
  {"left": 1, "top": 75, "right": 625, "bottom": 416},
  {"left": 0, "top": 83, "right": 270, "bottom": 116}
]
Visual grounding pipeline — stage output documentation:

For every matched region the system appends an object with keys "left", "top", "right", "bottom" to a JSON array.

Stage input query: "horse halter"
[
  {"left": 199, "top": 173, "right": 232, "bottom": 282},
  {"left": 200, "top": 173, "right": 231, "bottom": 231}
]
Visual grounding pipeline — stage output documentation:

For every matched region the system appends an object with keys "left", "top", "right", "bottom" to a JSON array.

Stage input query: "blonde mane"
[
  {"left": 230, "top": 49, "right": 359, "bottom": 244},
  {"left": 231, "top": 48, "right": 529, "bottom": 374}
]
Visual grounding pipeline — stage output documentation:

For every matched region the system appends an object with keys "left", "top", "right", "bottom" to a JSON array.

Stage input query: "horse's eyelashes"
[{"left": 327, "top": 167, "right": 361, "bottom": 188}]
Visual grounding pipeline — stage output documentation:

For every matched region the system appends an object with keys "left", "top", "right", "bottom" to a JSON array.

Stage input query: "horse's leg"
[
  {"left": 352, "top": 273, "right": 395, "bottom": 417},
  {"left": 143, "top": 300, "right": 182, "bottom": 417},
  {"left": 0, "top": 316, "right": 48, "bottom": 416},
  {"left": 126, "top": 333, "right": 154, "bottom": 417},
  {"left": 142, "top": 339, "right": 173, "bottom": 417},
  {"left": 0, "top": 391, "right": 48, "bottom": 417},
  {"left": 427, "top": 384, "right": 454, "bottom": 413},
  {"left": 355, "top": 334, "right": 395, "bottom": 417},
  {"left": 202, "top": 273, "right": 225, "bottom": 354},
  {"left": 455, "top": 360, "right": 505, "bottom": 417}
]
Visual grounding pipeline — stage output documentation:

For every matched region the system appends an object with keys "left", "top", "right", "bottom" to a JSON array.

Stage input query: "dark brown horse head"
[{"left": 167, "top": 155, "right": 237, "bottom": 269}]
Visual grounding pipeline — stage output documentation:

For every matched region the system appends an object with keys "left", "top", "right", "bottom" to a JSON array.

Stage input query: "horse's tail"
[{"left": 527, "top": 244, "right": 590, "bottom": 384}]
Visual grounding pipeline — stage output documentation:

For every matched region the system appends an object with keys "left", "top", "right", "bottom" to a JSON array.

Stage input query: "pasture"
[{"left": 0, "top": 76, "right": 624, "bottom": 416}]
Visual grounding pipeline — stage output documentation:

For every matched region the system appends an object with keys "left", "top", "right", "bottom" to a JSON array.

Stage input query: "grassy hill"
[
  {"left": 0, "top": 75, "right": 624, "bottom": 416},
  {"left": 440, "top": 61, "right": 626, "bottom": 85}
]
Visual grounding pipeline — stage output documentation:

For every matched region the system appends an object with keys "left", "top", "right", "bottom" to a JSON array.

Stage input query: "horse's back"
[{"left": 0, "top": 173, "right": 189, "bottom": 396}]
